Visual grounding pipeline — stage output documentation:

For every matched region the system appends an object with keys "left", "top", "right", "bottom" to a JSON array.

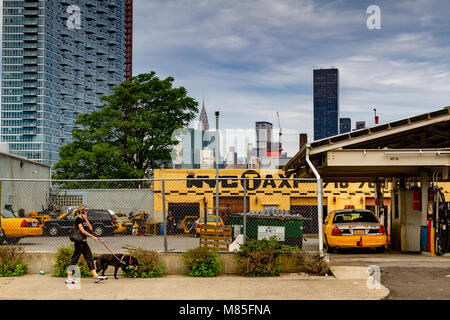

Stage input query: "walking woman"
[{"left": 66, "top": 205, "right": 106, "bottom": 284}]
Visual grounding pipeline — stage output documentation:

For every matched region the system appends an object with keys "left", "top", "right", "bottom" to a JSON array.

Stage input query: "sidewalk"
[{"left": 0, "top": 266, "right": 389, "bottom": 300}]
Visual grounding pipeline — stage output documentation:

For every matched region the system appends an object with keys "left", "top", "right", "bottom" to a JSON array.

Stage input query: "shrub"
[
  {"left": 293, "top": 251, "right": 330, "bottom": 276},
  {"left": 182, "top": 246, "right": 222, "bottom": 277},
  {"left": 124, "top": 248, "right": 164, "bottom": 278},
  {"left": 53, "top": 246, "right": 96, "bottom": 278},
  {"left": 0, "top": 246, "right": 28, "bottom": 277},
  {"left": 235, "top": 236, "right": 297, "bottom": 277}
]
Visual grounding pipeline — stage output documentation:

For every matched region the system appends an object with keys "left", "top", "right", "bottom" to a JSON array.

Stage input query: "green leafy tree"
[{"left": 53, "top": 71, "right": 198, "bottom": 181}]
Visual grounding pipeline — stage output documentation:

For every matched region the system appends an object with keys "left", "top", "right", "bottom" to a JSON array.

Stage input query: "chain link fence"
[{"left": 0, "top": 177, "right": 321, "bottom": 253}]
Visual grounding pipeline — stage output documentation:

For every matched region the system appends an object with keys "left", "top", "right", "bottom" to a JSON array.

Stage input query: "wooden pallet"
[{"left": 199, "top": 225, "right": 232, "bottom": 251}]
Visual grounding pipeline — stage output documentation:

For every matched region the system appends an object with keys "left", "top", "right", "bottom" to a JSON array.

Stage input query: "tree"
[{"left": 53, "top": 71, "right": 198, "bottom": 181}]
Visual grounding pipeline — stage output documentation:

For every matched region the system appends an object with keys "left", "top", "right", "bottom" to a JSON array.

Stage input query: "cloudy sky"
[{"left": 133, "top": 0, "right": 450, "bottom": 157}]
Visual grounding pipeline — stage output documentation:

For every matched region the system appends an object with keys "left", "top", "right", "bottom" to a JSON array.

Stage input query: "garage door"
[
  {"left": 168, "top": 203, "right": 200, "bottom": 232},
  {"left": 290, "top": 197, "right": 327, "bottom": 234},
  {"left": 213, "top": 196, "right": 249, "bottom": 225}
]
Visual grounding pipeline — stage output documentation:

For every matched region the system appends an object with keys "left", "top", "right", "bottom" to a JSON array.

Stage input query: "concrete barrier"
[{"left": 23, "top": 252, "right": 299, "bottom": 275}]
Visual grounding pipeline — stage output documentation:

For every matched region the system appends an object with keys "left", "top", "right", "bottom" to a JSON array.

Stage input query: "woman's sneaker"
[
  {"left": 65, "top": 278, "right": 79, "bottom": 285},
  {"left": 94, "top": 276, "right": 107, "bottom": 283}
]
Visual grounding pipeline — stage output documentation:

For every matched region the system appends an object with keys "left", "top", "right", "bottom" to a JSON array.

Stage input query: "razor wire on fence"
[{"left": 0, "top": 177, "right": 321, "bottom": 253}]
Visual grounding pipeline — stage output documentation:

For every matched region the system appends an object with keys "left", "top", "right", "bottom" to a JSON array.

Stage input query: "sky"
[{"left": 132, "top": 0, "right": 450, "bottom": 157}]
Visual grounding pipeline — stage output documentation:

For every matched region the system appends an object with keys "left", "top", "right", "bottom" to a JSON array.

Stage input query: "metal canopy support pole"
[
  {"left": 162, "top": 180, "right": 168, "bottom": 253},
  {"left": 305, "top": 144, "right": 324, "bottom": 257},
  {"left": 215, "top": 111, "right": 220, "bottom": 227},
  {"left": 243, "top": 178, "right": 247, "bottom": 242}
]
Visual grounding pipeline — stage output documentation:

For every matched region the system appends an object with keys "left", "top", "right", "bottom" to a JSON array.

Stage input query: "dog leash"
[{"left": 98, "top": 238, "right": 127, "bottom": 265}]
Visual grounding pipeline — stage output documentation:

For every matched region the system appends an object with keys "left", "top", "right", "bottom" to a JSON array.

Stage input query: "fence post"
[
  {"left": 317, "top": 178, "right": 324, "bottom": 256},
  {"left": 243, "top": 178, "right": 247, "bottom": 242},
  {"left": 162, "top": 179, "right": 168, "bottom": 253}
]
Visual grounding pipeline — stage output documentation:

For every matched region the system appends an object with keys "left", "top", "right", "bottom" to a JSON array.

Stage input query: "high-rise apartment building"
[
  {"left": 124, "top": 0, "right": 132, "bottom": 81},
  {"left": 313, "top": 68, "right": 339, "bottom": 140},
  {"left": 1, "top": 0, "right": 130, "bottom": 165}
]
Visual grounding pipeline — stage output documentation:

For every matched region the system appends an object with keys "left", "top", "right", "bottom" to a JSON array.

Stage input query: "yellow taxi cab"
[
  {"left": 323, "top": 208, "right": 387, "bottom": 253},
  {"left": 0, "top": 209, "right": 43, "bottom": 244},
  {"left": 194, "top": 215, "right": 224, "bottom": 236},
  {"left": 113, "top": 212, "right": 133, "bottom": 234}
]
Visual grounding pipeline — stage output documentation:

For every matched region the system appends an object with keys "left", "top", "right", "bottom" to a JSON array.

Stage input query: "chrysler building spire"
[{"left": 198, "top": 96, "right": 209, "bottom": 131}]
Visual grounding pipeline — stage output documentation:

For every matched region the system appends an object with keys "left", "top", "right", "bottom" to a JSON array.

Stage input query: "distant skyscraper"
[
  {"left": 1, "top": 0, "right": 128, "bottom": 165},
  {"left": 299, "top": 133, "right": 308, "bottom": 150},
  {"left": 339, "top": 118, "right": 351, "bottom": 134},
  {"left": 355, "top": 121, "right": 366, "bottom": 130},
  {"left": 255, "top": 121, "right": 272, "bottom": 158},
  {"left": 313, "top": 68, "right": 339, "bottom": 140},
  {"left": 198, "top": 97, "right": 209, "bottom": 131}
]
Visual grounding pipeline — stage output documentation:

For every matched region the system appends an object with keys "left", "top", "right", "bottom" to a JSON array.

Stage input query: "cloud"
[{"left": 133, "top": 0, "right": 450, "bottom": 156}]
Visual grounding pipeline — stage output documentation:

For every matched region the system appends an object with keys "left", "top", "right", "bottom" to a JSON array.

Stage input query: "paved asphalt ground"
[{"left": 329, "top": 248, "right": 450, "bottom": 300}]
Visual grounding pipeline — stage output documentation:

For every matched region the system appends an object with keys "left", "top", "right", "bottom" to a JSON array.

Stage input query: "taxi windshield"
[{"left": 333, "top": 211, "right": 378, "bottom": 223}]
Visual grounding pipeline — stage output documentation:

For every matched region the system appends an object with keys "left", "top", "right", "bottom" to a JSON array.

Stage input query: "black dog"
[{"left": 95, "top": 254, "right": 138, "bottom": 279}]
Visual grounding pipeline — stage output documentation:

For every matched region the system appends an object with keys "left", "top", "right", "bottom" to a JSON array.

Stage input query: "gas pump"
[{"left": 433, "top": 186, "right": 449, "bottom": 255}]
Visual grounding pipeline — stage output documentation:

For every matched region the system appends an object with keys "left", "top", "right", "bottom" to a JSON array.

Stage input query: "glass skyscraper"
[
  {"left": 339, "top": 117, "right": 351, "bottom": 134},
  {"left": 313, "top": 68, "right": 339, "bottom": 141},
  {"left": 1, "top": 0, "right": 131, "bottom": 165}
]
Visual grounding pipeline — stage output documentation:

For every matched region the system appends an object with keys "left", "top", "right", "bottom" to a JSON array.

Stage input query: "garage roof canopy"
[{"left": 283, "top": 107, "right": 450, "bottom": 182}]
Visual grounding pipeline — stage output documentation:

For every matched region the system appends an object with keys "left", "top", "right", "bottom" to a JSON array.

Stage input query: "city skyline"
[{"left": 132, "top": 0, "right": 450, "bottom": 157}]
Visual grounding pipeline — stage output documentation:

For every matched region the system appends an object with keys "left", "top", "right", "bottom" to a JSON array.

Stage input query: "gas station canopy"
[{"left": 283, "top": 107, "right": 450, "bottom": 182}]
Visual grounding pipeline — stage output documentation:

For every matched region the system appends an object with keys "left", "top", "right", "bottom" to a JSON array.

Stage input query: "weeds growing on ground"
[
  {"left": 293, "top": 250, "right": 330, "bottom": 276},
  {"left": 0, "top": 246, "right": 28, "bottom": 277},
  {"left": 235, "top": 236, "right": 297, "bottom": 277},
  {"left": 124, "top": 247, "right": 164, "bottom": 278},
  {"left": 182, "top": 246, "right": 222, "bottom": 277}
]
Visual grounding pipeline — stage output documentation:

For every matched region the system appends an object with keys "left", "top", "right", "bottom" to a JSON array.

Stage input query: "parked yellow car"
[
  {"left": 0, "top": 209, "right": 43, "bottom": 244},
  {"left": 29, "top": 211, "right": 53, "bottom": 227},
  {"left": 194, "top": 215, "right": 225, "bottom": 236},
  {"left": 114, "top": 215, "right": 133, "bottom": 234},
  {"left": 323, "top": 209, "right": 387, "bottom": 253}
]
